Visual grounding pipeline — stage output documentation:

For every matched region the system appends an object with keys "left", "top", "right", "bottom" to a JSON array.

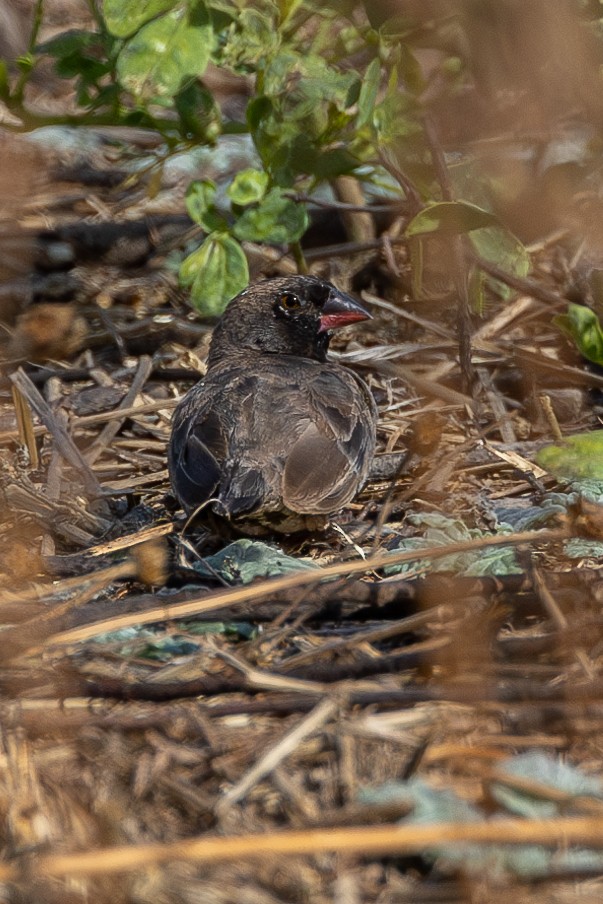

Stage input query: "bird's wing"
[
  {"left": 170, "top": 370, "right": 274, "bottom": 518},
  {"left": 282, "top": 366, "right": 377, "bottom": 514},
  {"left": 168, "top": 381, "right": 228, "bottom": 512}
]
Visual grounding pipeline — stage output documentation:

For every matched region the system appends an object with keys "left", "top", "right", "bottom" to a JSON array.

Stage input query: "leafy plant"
[{"left": 1, "top": 0, "right": 536, "bottom": 315}]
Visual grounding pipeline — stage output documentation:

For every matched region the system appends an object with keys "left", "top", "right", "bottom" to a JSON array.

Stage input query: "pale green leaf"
[
  {"left": 406, "top": 201, "right": 499, "bottom": 237},
  {"left": 227, "top": 168, "right": 269, "bottom": 206},
  {"left": 469, "top": 225, "right": 530, "bottom": 285},
  {"left": 180, "top": 232, "right": 248, "bottom": 316},
  {"left": 536, "top": 430, "right": 603, "bottom": 480},
  {"left": 356, "top": 57, "right": 381, "bottom": 129},
  {"left": 116, "top": 6, "right": 214, "bottom": 100},
  {"left": 103, "top": 0, "right": 176, "bottom": 38}
]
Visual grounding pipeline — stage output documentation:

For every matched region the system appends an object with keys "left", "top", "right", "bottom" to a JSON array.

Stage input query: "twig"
[
  {"left": 531, "top": 564, "right": 593, "bottom": 679},
  {"left": 9, "top": 368, "right": 104, "bottom": 498},
  {"left": 276, "top": 606, "right": 456, "bottom": 672},
  {"left": 3, "top": 817, "right": 603, "bottom": 881},
  {"left": 85, "top": 355, "right": 154, "bottom": 464},
  {"left": 41, "top": 376, "right": 67, "bottom": 555},
  {"left": 467, "top": 250, "right": 567, "bottom": 308},
  {"left": 10, "top": 384, "right": 38, "bottom": 468},
  {"left": 539, "top": 394, "right": 563, "bottom": 441},
  {"left": 215, "top": 697, "right": 339, "bottom": 816},
  {"left": 478, "top": 367, "right": 517, "bottom": 444}
]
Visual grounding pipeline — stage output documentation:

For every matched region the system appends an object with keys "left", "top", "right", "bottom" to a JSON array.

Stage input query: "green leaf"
[
  {"left": 383, "top": 513, "right": 520, "bottom": 577},
  {"left": 536, "top": 431, "right": 603, "bottom": 480},
  {"left": 374, "top": 67, "right": 422, "bottom": 148},
  {"left": 185, "top": 180, "right": 226, "bottom": 231},
  {"left": 469, "top": 225, "right": 530, "bottom": 288},
  {"left": 175, "top": 78, "right": 221, "bottom": 141},
  {"left": 180, "top": 232, "right": 249, "bottom": 316},
  {"left": 136, "top": 637, "right": 201, "bottom": 660},
  {"left": 191, "top": 539, "right": 319, "bottom": 584},
  {"left": 115, "top": 5, "right": 214, "bottom": 100},
  {"left": 38, "top": 29, "right": 101, "bottom": 57},
  {"left": 555, "top": 303, "right": 603, "bottom": 365},
  {"left": 407, "top": 203, "right": 529, "bottom": 302},
  {"left": 233, "top": 188, "right": 308, "bottom": 243},
  {"left": 227, "top": 168, "right": 269, "bottom": 206},
  {"left": 406, "top": 201, "right": 500, "bottom": 237},
  {"left": 219, "top": 6, "right": 280, "bottom": 69},
  {"left": 103, "top": 0, "right": 177, "bottom": 38},
  {"left": 492, "top": 752, "right": 603, "bottom": 818},
  {"left": 356, "top": 57, "right": 381, "bottom": 129}
]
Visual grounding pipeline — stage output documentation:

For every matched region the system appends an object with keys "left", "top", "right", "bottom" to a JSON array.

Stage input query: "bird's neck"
[{"left": 207, "top": 330, "right": 329, "bottom": 369}]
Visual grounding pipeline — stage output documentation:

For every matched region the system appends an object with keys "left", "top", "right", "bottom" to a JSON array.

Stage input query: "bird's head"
[{"left": 207, "top": 275, "right": 372, "bottom": 366}]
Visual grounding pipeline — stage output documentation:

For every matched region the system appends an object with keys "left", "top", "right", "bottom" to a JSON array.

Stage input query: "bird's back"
[{"left": 168, "top": 354, "right": 376, "bottom": 530}]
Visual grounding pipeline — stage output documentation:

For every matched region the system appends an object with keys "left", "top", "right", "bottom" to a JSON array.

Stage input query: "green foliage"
[
  {"left": 2, "top": 1, "right": 542, "bottom": 314},
  {"left": 179, "top": 231, "right": 249, "bottom": 316},
  {"left": 185, "top": 180, "right": 226, "bottom": 233},
  {"left": 38, "top": 29, "right": 120, "bottom": 110},
  {"left": 174, "top": 78, "right": 221, "bottom": 142},
  {"left": 361, "top": 754, "right": 603, "bottom": 878},
  {"left": 0, "top": 59, "right": 9, "bottom": 100},
  {"left": 536, "top": 431, "right": 603, "bottom": 480},
  {"left": 182, "top": 172, "right": 308, "bottom": 311},
  {"left": 103, "top": 0, "right": 177, "bottom": 39},
  {"left": 383, "top": 513, "right": 521, "bottom": 577},
  {"left": 555, "top": 303, "right": 603, "bottom": 365},
  {"left": 406, "top": 201, "right": 530, "bottom": 307},
  {"left": 115, "top": 6, "right": 215, "bottom": 101},
  {"left": 232, "top": 188, "right": 309, "bottom": 243},
  {"left": 190, "top": 539, "right": 319, "bottom": 583},
  {"left": 227, "top": 168, "right": 269, "bottom": 206}
]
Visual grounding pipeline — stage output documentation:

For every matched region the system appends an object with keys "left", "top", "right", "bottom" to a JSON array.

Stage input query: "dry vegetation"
[{"left": 2, "top": 1, "right": 603, "bottom": 902}]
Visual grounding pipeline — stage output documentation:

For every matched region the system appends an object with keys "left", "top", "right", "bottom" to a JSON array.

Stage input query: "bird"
[{"left": 168, "top": 274, "right": 377, "bottom": 533}]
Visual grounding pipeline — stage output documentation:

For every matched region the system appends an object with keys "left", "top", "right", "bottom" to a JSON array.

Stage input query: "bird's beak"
[{"left": 318, "top": 289, "right": 372, "bottom": 333}]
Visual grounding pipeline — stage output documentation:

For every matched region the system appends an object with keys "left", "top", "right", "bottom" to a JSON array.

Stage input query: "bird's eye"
[{"left": 280, "top": 293, "right": 302, "bottom": 311}]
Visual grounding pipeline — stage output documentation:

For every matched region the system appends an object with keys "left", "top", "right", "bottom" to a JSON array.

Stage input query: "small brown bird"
[{"left": 168, "top": 275, "right": 377, "bottom": 533}]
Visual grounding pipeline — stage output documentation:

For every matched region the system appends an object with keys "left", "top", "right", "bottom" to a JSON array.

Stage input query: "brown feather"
[{"left": 168, "top": 275, "right": 378, "bottom": 533}]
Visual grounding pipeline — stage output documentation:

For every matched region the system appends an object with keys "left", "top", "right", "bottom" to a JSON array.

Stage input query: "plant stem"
[
  {"left": 290, "top": 241, "right": 308, "bottom": 274},
  {"left": 12, "top": 0, "right": 45, "bottom": 104}
]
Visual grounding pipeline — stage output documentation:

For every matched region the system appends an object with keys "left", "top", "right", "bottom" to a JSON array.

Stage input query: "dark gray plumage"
[{"left": 168, "top": 275, "right": 377, "bottom": 533}]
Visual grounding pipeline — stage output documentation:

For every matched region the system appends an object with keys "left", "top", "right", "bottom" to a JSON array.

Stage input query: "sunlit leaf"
[
  {"left": 536, "top": 431, "right": 603, "bottom": 480},
  {"left": 227, "top": 168, "right": 269, "bottom": 206},
  {"left": 104, "top": 0, "right": 177, "bottom": 38},
  {"left": 116, "top": 6, "right": 214, "bottom": 100},
  {"left": 219, "top": 6, "right": 280, "bottom": 68},
  {"left": 180, "top": 232, "right": 248, "bottom": 316}
]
